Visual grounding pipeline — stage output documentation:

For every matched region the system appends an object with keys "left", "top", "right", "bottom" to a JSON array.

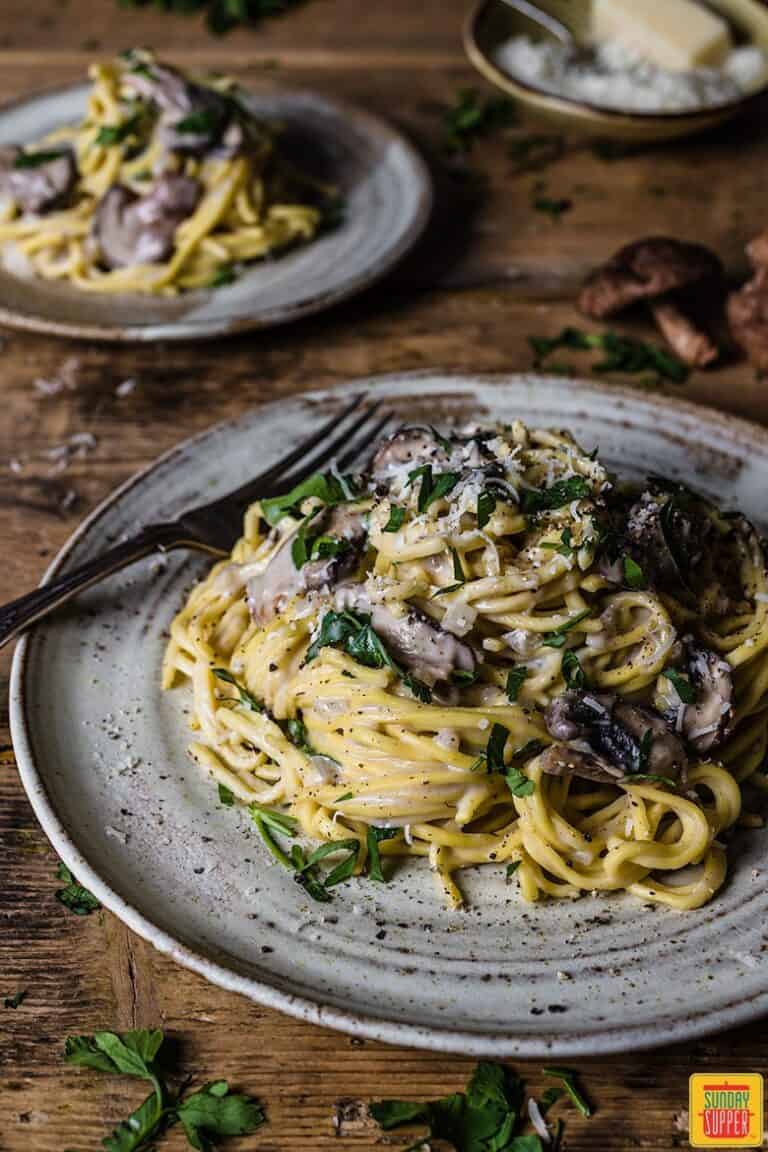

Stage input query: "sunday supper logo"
[{"left": 689, "top": 1074, "right": 764, "bottom": 1148}]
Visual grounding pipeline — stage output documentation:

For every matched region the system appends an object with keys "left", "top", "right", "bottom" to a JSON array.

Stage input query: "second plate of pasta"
[
  {"left": 11, "top": 373, "right": 768, "bottom": 1055},
  {"left": 0, "top": 66, "right": 431, "bottom": 341}
]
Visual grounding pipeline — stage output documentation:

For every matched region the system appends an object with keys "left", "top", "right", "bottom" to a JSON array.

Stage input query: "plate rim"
[
  {"left": 10, "top": 371, "right": 768, "bottom": 1056},
  {"left": 0, "top": 83, "right": 433, "bottom": 343}
]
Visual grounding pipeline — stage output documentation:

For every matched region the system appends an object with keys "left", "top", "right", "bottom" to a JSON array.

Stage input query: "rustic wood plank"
[{"left": 2, "top": 14, "right": 768, "bottom": 1151}]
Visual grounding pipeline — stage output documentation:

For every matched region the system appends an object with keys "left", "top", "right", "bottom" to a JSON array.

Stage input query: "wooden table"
[{"left": 2, "top": 3, "right": 768, "bottom": 1148}]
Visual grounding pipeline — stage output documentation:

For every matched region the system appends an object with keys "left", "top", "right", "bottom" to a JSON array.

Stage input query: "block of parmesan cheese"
[{"left": 592, "top": 0, "right": 732, "bottom": 71}]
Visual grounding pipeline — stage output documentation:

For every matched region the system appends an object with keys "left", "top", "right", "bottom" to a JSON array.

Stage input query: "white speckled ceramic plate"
[
  {"left": 10, "top": 374, "right": 768, "bottom": 1055},
  {"left": 0, "top": 86, "right": 431, "bottom": 342}
]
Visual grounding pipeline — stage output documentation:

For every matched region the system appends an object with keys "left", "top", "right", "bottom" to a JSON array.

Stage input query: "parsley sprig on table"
[
  {"left": 443, "top": 88, "right": 516, "bottom": 153},
  {"left": 64, "top": 1029, "right": 264, "bottom": 1152},
  {"left": 117, "top": 0, "right": 307, "bottom": 36},
  {"left": 529, "top": 326, "right": 688, "bottom": 384}
]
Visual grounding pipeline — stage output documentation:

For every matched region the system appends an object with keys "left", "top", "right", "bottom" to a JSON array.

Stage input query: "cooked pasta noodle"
[
  {"left": 163, "top": 418, "right": 768, "bottom": 910},
  {"left": 0, "top": 51, "right": 325, "bottom": 294}
]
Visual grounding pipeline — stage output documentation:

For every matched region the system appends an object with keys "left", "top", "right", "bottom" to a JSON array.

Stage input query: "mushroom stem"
[{"left": 649, "top": 299, "right": 719, "bottom": 367}]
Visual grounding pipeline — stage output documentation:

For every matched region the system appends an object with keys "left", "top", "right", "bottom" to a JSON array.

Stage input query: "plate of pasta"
[
  {"left": 11, "top": 373, "right": 768, "bottom": 1055},
  {"left": 0, "top": 52, "right": 431, "bottom": 341}
]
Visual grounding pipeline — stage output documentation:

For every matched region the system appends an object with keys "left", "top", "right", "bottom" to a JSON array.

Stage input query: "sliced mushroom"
[
  {"left": 122, "top": 59, "right": 245, "bottom": 158},
  {"left": 247, "top": 506, "right": 367, "bottom": 626},
  {"left": 727, "top": 228, "right": 768, "bottom": 374},
  {"left": 538, "top": 744, "right": 626, "bottom": 786},
  {"left": 543, "top": 690, "right": 687, "bottom": 783},
  {"left": 334, "top": 584, "right": 476, "bottom": 687},
  {"left": 1, "top": 147, "right": 76, "bottom": 214},
  {"left": 580, "top": 237, "right": 723, "bottom": 367},
  {"left": 370, "top": 427, "right": 451, "bottom": 483},
  {"left": 93, "top": 176, "right": 201, "bottom": 269},
  {"left": 656, "top": 638, "right": 733, "bottom": 754},
  {"left": 625, "top": 490, "right": 708, "bottom": 603}
]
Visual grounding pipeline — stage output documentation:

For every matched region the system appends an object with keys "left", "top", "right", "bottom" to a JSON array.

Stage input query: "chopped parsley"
[
  {"left": 541, "top": 608, "right": 591, "bottom": 649},
  {"left": 371, "top": 1060, "right": 544, "bottom": 1151},
  {"left": 64, "top": 1028, "right": 264, "bottom": 1150},
  {"left": 207, "top": 263, "right": 237, "bottom": 288},
  {"left": 407, "top": 465, "right": 461, "bottom": 513},
  {"left": 260, "top": 470, "right": 360, "bottom": 527},
  {"left": 636, "top": 729, "right": 654, "bottom": 775},
  {"left": 561, "top": 648, "right": 587, "bottom": 690},
  {"left": 663, "top": 668, "right": 696, "bottom": 704},
  {"left": 543, "top": 1067, "right": 592, "bottom": 1119},
  {"left": 522, "top": 478, "right": 591, "bottom": 515},
  {"left": 622, "top": 555, "right": 646, "bottom": 589},
  {"left": 432, "top": 548, "right": 467, "bottom": 597},
  {"left": 217, "top": 783, "right": 235, "bottom": 806},
  {"left": 505, "top": 860, "right": 521, "bottom": 881},
  {"left": 367, "top": 826, "right": 399, "bottom": 883},
  {"left": 383, "top": 505, "right": 406, "bottom": 533},
  {"left": 175, "top": 106, "right": 227, "bottom": 138},
  {"left": 250, "top": 803, "right": 360, "bottom": 902},
  {"left": 477, "top": 488, "right": 497, "bottom": 529},
  {"left": 529, "top": 326, "right": 687, "bottom": 384},
  {"left": 118, "top": 0, "right": 307, "bottom": 36},
  {"left": 334, "top": 792, "right": 354, "bottom": 803},
  {"left": 290, "top": 511, "right": 347, "bottom": 569},
  {"left": 55, "top": 862, "right": 101, "bottom": 916},
  {"left": 281, "top": 714, "right": 315, "bottom": 753},
  {"left": 540, "top": 526, "right": 575, "bottom": 556},
  {"left": 472, "top": 724, "right": 536, "bottom": 797},
  {"left": 95, "top": 113, "right": 143, "bottom": 148},
  {"left": 505, "top": 666, "right": 528, "bottom": 703},
  {"left": 4, "top": 990, "right": 27, "bottom": 1009},
  {"left": 443, "top": 89, "right": 516, "bottom": 153},
  {"left": 13, "top": 148, "right": 69, "bottom": 169},
  {"left": 533, "top": 193, "right": 572, "bottom": 220},
  {"left": 212, "top": 668, "right": 263, "bottom": 713},
  {"left": 305, "top": 609, "right": 432, "bottom": 703}
]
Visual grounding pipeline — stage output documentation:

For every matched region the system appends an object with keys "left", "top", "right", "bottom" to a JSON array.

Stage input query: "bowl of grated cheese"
[{"left": 464, "top": 0, "right": 768, "bottom": 140}]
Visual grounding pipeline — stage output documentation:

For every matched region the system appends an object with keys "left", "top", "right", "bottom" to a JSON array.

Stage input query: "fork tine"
[
  {"left": 243, "top": 393, "right": 364, "bottom": 496},
  {"left": 256, "top": 400, "right": 384, "bottom": 498},
  {"left": 335, "top": 408, "right": 394, "bottom": 472}
]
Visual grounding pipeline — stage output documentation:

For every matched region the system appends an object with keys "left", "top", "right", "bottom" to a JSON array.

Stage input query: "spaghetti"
[
  {"left": 163, "top": 420, "right": 767, "bottom": 910},
  {"left": 0, "top": 51, "right": 325, "bottom": 294}
]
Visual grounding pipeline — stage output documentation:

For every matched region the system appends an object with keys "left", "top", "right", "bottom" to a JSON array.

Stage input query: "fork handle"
[{"left": 0, "top": 522, "right": 185, "bottom": 651}]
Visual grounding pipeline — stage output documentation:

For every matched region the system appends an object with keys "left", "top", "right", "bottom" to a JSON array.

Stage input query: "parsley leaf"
[
  {"left": 505, "top": 666, "right": 528, "bottom": 702},
  {"left": 522, "top": 478, "right": 591, "bottom": 515},
  {"left": 64, "top": 1030, "right": 264, "bottom": 1152},
  {"left": 217, "top": 783, "right": 235, "bottom": 806},
  {"left": 13, "top": 147, "right": 69, "bottom": 169},
  {"left": 529, "top": 326, "right": 687, "bottom": 384},
  {"left": 561, "top": 649, "right": 587, "bottom": 690},
  {"left": 212, "top": 668, "right": 262, "bottom": 713},
  {"left": 306, "top": 609, "right": 432, "bottom": 702},
  {"left": 177, "top": 1081, "right": 265, "bottom": 1151},
  {"left": 477, "top": 489, "right": 497, "bottom": 529},
  {"left": 95, "top": 113, "right": 143, "bottom": 148},
  {"left": 4, "top": 989, "right": 26, "bottom": 1009},
  {"left": 622, "top": 555, "right": 646, "bottom": 589},
  {"left": 207, "top": 263, "right": 237, "bottom": 288},
  {"left": 290, "top": 511, "right": 347, "bottom": 569},
  {"left": 366, "top": 826, "right": 399, "bottom": 883},
  {"left": 443, "top": 89, "right": 516, "bottom": 153},
  {"left": 473, "top": 724, "right": 536, "bottom": 797},
  {"left": 541, "top": 608, "right": 591, "bottom": 649},
  {"left": 55, "top": 862, "right": 101, "bottom": 916},
  {"left": 543, "top": 1067, "right": 592, "bottom": 1119},
  {"left": 662, "top": 668, "right": 696, "bottom": 704},
  {"left": 371, "top": 1060, "right": 542, "bottom": 1151},
  {"left": 383, "top": 505, "right": 405, "bottom": 532},
  {"left": 540, "top": 526, "right": 574, "bottom": 557},
  {"left": 260, "top": 471, "right": 359, "bottom": 527},
  {"left": 533, "top": 194, "right": 572, "bottom": 219},
  {"left": 117, "top": 0, "right": 306, "bottom": 35},
  {"left": 407, "top": 465, "right": 461, "bottom": 513},
  {"left": 505, "top": 860, "right": 521, "bottom": 881}
]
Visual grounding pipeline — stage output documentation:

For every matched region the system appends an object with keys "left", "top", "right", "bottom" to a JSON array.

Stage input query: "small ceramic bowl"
[{"left": 464, "top": 0, "right": 768, "bottom": 141}]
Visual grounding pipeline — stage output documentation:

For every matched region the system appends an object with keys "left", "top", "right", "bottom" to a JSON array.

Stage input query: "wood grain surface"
[{"left": 2, "top": 2, "right": 768, "bottom": 1149}]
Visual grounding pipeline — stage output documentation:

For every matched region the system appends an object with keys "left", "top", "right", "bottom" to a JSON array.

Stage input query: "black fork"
[{"left": 0, "top": 396, "right": 392, "bottom": 649}]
